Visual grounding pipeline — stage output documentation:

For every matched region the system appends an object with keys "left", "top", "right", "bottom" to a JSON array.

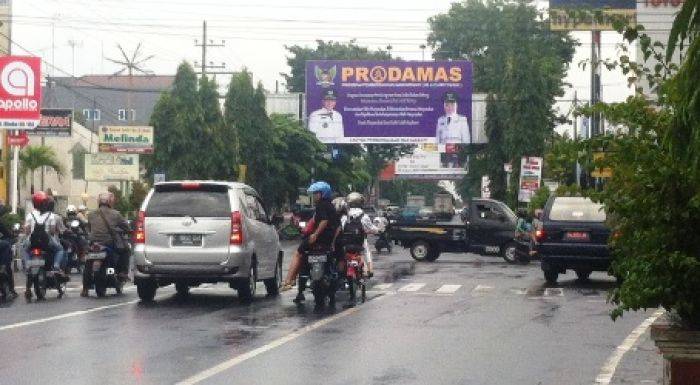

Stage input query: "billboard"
[
  {"left": 305, "top": 60, "right": 479, "bottom": 144},
  {"left": 0, "top": 56, "right": 42, "bottom": 130},
  {"left": 30, "top": 109, "right": 72, "bottom": 137},
  {"left": 518, "top": 157, "right": 543, "bottom": 203},
  {"left": 85, "top": 153, "right": 140, "bottom": 181},
  {"left": 395, "top": 144, "right": 468, "bottom": 180},
  {"left": 98, "top": 126, "right": 154, "bottom": 154},
  {"left": 549, "top": 0, "right": 636, "bottom": 31}
]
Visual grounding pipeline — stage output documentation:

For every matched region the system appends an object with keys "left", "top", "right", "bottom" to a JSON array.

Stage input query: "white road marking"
[
  {"left": 436, "top": 285, "right": 462, "bottom": 294},
  {"left": 595, "top": 309, "right": 665, "bottom": 384},
  {"left": 510, "top": 288, "right": 528, "bottom": 295},
  {"left": 471, "top": 284, "right": 494, "bottom": 295},
  {"left": 175, "top": 294, "right": 390, "bottom": 385},
  {"left": 544, "top": 288, "right": 564, "bottom": 297},
  {"left": 0, "top": 299, "right": 139, "bottom": 332},
  {"left": 398, "top": 283, "right": 426, "bottom": 292},
  {"left": 373, "top": 283, "right": 393, "bottom": 291}
]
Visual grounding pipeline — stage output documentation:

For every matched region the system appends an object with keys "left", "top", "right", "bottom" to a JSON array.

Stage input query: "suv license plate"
[
  {"left": 565, "top": 231, "right": 590, "bottom": 241},
  {"left": 173, "top": 234, "right": 203, "bottom": 247},
  {"left": 308, "top": 254, "right": 327, "bottom": 263}
]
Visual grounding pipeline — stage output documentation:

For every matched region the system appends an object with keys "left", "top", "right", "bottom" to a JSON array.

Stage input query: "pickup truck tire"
[
  {"left": 501, "top": 242, "right": 519, "bottom": 264},
  {"left": 410, "top": 240, "right": 434, "bottom": 262},
  {"left": 543, "top": 268, "right": 559, "bottom": 284},
  {"left": 575, "top": 270, "right": 591, "bottom": 281}
]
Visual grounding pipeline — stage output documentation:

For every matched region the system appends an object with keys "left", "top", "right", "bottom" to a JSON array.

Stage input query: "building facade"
[{"left": 42, "top": 75, "right": 174, "bottom": 129}]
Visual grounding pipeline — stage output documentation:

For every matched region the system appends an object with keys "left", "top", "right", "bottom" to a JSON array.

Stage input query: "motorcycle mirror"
[{"left": 71, "top": 220, "right": 80, "bottom": 228}]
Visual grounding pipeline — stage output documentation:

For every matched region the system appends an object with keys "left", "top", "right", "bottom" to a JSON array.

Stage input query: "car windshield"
[
  {"left": 146, "top": 190, "right": 231, "bottom": 217},
  {"left": 549, "top": 197, "right": 606, "bottom": 222}
]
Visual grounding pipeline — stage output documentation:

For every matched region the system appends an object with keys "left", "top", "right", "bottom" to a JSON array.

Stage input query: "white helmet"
[
  {"left": 78, "top": 205, "right": 87, "bottom": 212},
  {"left": 332, "top": 197, "right": 347, "bottom": 213},
  {"left": 346, "top": 192, "right": 364, "bottom": 208},
  {"left": 66, "top": 204, "right": 77, "bottom": 215}
]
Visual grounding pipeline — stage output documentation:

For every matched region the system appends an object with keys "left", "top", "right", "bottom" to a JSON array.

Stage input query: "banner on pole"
[
  {"left": 0, "top": 56, "right": 42, "bottom": 130},
  {"left": 518, "top": 156, "right": 543, "bottom": 203}
]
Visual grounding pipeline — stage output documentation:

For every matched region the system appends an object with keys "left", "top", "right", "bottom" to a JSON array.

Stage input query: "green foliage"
[
  {"left": 282, "top": 40, "right": 390, "bottom": 93},
  {"left": 381, "top": 180, "right": 444, "bottom": 207},
  {"left": 72, "top": 110, "right": 87, "bottom": 127},
  {"left": 527, "top": 186, "right": 550, "bottom": 214},
  {"left": 429, "top": 1, "right": 576, "bottom": 204},
  {"left": 580, "top": 1, "right": 700, "bottom": 324},
  {"left": 544, "top": 133, "right": 580, "bottom": 186},
  {"left": 19, "top": 145, "right": 64, "bottom": 190},
  {"left": 267, "top": 114, "right": 327, "bottom": 208},
  {"left": 147, "top": 62, "right": 210, "bottom": 179}
]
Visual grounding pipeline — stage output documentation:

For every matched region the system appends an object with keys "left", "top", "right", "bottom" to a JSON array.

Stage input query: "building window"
[
  {"left": 118, "top": 109, "right": 127, "bottom": 121},
  {"left": 130, "top": 109, "right": 136, "bottom": 121},
  {"left": 93, "top": 109, "right": 101, "bottom": 121},
  {"left": 82, "top": 109, "right": 91, "bottom": 120},
  {"left": 118, "top": 109, "right": 136, "bottom": 121}
]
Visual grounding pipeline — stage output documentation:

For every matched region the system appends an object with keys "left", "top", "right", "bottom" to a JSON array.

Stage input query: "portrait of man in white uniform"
[
  {"left": 435, "top": 92, "right": 471, "bottom": 144},
  {"left": 309, "top": 89, "right": 344, "bottom": 142}
]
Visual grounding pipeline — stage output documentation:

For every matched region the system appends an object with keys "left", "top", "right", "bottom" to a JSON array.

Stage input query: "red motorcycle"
[{"left": 343, "top": 245, "right": 367, "bottom": 307}]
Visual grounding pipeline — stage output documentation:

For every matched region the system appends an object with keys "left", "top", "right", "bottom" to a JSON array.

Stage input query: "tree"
[
  {"left": 19, "top": 146, "right": 64, "bottom": 194},
  {"left": 223, "top": 70, "right": 275, "bottom": 197},
  {"left": 282, "top": 40, "right": 390, "bottom": 93},
  {"left": 147, "top": 62, "right": 208, "bottom": 179},
  {"left": 428, "top": 0, "right": 576, "bottom": 204},
  {"left": 267, "top": 114, "right": 327, "bottom": 208},
  {"left": 581, "top": 0, "right": 700, "bottom": 325}
]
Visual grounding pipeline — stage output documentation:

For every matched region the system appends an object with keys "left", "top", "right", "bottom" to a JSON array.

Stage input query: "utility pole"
[
  {"left": 573, "top": 90, "right": 581, "bottom": 187},
  {"left": 194, "top": 21, "right": 227, "bottom": 78}
]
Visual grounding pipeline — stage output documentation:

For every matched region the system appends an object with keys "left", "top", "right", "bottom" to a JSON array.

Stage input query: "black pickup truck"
[{"left": 388, "top": 199, "right": 520, "bottom": 263}]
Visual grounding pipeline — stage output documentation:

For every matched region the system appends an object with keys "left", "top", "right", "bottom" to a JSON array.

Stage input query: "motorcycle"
[
  {"left": 374, "top": 230, "right": 392, "bottom": 253},
  {"left": 11, "top": 223, "right": 23, "bottom": 272},
  {"left": 25, "top": 246, "right": 68, "bottom": 300},
  {"left": 84, "top": 243, "right": 124, "bottom": 297},
  {"left": 303, "top": 246, "right": 338, "bottom": 308},
  {"left": 343, "top": 245, "right": 367, "bottom": 307},
  {"left": 61, "top": 220, "right": 86, "bottom": 274}
]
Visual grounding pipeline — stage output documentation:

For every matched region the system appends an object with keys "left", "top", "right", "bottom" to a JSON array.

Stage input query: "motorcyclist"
[
  {"left": 281, "top": 181, "right": 339, "bottom": 294},
  {"left": 23, "top": 191, "right": 65, "bottom": 299},
  {"left": 77, "top": 205, "right": 89, "bottom": 225},
  {"left": 338, "top": 192, "right": 379, "bottom": 277},
  {"left": 0, "top": 201, "right": 17, "bottom": 298},
  {"left": 83, "top": 192, "right": 130, "bottom": 297},
  {"left": 64, "top": 204, "right": 88, "bottom": 263}
]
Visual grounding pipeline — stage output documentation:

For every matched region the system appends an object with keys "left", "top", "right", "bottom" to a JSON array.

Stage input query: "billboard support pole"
[{"left": 10, "top": 131, "right": 18, "bottom": 214}]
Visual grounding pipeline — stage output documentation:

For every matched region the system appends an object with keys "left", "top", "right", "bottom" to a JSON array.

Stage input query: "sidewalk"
[{"left": 610, "top": 329, "right": 663, "bottom": 384}]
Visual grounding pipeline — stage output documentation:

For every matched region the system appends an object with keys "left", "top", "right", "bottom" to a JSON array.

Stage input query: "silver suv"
[{"left": 132, "top": 181, "right": 282, "bottom": 303}]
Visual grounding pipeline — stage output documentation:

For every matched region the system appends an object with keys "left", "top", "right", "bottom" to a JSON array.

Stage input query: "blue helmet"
[{"left": 307, "top": 181, "right": 332, "bottom": 199}]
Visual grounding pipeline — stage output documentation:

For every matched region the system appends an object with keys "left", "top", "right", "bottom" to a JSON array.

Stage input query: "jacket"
[{"left": 87, "top": 206, "right": 130, "bottom": 248}]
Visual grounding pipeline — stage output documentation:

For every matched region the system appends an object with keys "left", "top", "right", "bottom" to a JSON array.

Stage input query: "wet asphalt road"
[{"left": 0, "top": 241, "right": 654, "bottom": 385}]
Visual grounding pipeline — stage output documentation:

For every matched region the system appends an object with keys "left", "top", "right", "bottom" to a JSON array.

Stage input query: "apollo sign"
[{"left": 0, "top": 56, "right": 42, "bottom": 129}]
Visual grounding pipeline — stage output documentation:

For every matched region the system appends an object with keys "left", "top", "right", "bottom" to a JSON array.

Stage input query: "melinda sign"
[
  {"left": 98, "top": 126, "right": 153, "bottom": 154},
  {"left": 305, "top": 60, "right": 477, "bottom": 144}
]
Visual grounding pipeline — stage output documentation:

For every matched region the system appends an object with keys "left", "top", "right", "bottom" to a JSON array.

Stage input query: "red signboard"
[
  {"left": 7, "top": 131, "right": 29, "bottom": 147},
  {"left": 0, "top": 56, "right": 42, "bottom": 130}
]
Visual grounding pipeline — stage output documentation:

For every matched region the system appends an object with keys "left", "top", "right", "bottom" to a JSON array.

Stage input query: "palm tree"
[{"left": 19, "top": 145, "right": 64, "bottom": 194}]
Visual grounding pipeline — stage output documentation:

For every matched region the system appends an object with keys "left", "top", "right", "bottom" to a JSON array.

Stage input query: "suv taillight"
[
  {"left": 134, "top": 211, "right": 146, "bottom": 244},
  {"left": 231, "top": 211, "right": 243, "bottom": 245}
]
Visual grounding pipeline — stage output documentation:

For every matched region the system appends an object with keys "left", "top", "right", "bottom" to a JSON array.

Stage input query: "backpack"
[
  {"left": 342, "top": 215, "right": 366, "bottom": 247},
  {"left": 29, "top": 213, "right": 51, "bottom": 249}
]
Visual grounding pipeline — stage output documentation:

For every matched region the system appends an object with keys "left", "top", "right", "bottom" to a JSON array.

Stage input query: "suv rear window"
[
  {"left": 549, "top": 198, "right": 606, "bottom": 222},
  {"left": 146, "top": 188, "right": 231, "bottom": 217}
]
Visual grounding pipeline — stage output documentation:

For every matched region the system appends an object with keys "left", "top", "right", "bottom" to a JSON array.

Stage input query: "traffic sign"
[
  {"left": 0, "top": 56, "right": 42, "bottom": 130},
  {"left": 7, "top": 131, "right": 29, "bottom": 147}
]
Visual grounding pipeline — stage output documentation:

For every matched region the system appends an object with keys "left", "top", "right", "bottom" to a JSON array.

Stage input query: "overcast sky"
[{"left": 13, "top": 0, "right": 636, "bottom": 135}]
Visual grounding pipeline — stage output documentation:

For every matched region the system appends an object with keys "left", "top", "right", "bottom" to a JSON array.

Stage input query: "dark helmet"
[{"left": 32, "top": 191, "right": 49, "bottom": 210}]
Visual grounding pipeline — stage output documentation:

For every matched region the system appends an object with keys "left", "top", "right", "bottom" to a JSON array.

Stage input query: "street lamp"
[{"left": 419, "top": 44, "right": 427, "bottom": 60}]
